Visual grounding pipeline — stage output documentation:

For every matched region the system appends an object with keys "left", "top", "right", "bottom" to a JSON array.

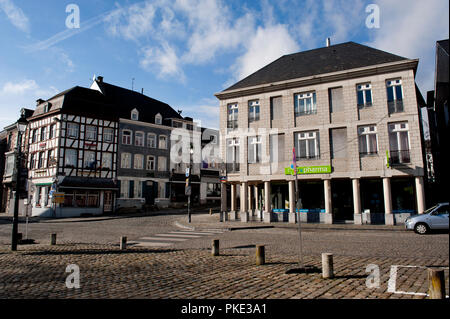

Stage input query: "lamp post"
[
  {"left": 187, "top": 147, "right": 194, "bottom": 223},
  {"left": 11, "top": 119, "right": 27, "bottom": 251}
]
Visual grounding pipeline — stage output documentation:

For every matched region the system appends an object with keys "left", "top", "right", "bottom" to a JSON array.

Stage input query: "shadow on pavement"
[{"left": 21, "top": 248, "right": 179, "bottom": 256}]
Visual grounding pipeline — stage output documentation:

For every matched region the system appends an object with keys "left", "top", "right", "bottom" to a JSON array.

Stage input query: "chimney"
[
  {"left": 326, "top": 38, "right": 331, "bottom": 47},
  {"left": 141, "top": 88, "right": 144, "bottom": 94},
  {"left": 36, "top": 99, "right": 44, "bottom": 106},
  {"left": 97, "top": 76, "right": 103, "bottom": 83}
]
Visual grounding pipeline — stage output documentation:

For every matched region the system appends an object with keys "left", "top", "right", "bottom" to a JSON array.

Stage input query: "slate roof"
[
  {"left": 30, "top": 80, "right": 183, "bottom": 123},
  {"left": 437, "top": 39, "right": 449, "bottom": 55},
  {"left": 224, "top": 41, "right": 409, "bottom": 92}
]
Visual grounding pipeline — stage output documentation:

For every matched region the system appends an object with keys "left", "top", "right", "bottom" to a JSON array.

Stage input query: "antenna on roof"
[
  {"left": 132, "top": 78, "right": 135, "bottom": 91},
  {"left": 141, "top": 88, "right": 144, "bottom": 94}
]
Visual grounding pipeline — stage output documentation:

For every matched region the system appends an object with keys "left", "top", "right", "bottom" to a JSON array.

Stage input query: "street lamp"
[
  {"left": 11, "top": 118, "right": 27, "bottom": 251},
  {"left": 187, "top": 147, "right": 194, "bottom": 223}
]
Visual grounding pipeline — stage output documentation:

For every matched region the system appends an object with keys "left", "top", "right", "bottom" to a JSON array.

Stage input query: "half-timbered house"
[{"left": 27, "top": 86, "right": 118, "bottom": 217}]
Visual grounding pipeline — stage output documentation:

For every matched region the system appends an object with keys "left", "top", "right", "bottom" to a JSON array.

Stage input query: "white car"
[{"left": 405, "top": 203, "right": 449, "bottom": 234}]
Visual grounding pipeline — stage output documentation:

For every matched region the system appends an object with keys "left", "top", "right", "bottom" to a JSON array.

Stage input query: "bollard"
[
  {"left": 427, "top": 268, "right": 446, "bottom": 299},
  {"left": 120, "top": 236, "right": 127, "bottom": 250},
  {"left": 209, "top": 208, "right": 212, "bottom": 215},
  {"left": 322, "top": 253, "right": 334, "bottom": 279},
  {"left": 256, "top": 245, "right": 265, "bottom": 265},
  {"left": 18, "top": 233, "right": 23, "bottom": 242},
  {"left": 51, "top": 233, "right": 57, "bottom": 245},
  {"left": 212, "top": 239, "right": 219, "bottom": 256}
]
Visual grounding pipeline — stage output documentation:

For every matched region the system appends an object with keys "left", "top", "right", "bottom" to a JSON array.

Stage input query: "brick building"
[{"left": 216, "top": 41, "right": 427, "bottom": 225}]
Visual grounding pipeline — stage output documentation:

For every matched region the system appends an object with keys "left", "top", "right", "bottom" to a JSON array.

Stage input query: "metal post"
[
  {"left": 51, "top": 233, "right": 57, "bottom": 245},
  {"left": 212, "top": 239, "right": 219, "bottom": 256},
  {"left": 256, "top": 245, "right": 265, "bottom": 265},
  {"left": 120, "top": 236, "right": 127, "bottom": 250},
  {"left": 11, "top": 130, "right": 23, "bottom": 252},
  {"left": 293, "top": 148, "right": 304, "bottom": 269},
  {"left": 427, "top": 268, "right": 446, "bottom": 299}
]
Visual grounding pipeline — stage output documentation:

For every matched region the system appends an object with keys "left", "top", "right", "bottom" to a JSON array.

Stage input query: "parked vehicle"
[{"left": 405, "top": 203, "right": 449, "bottom": 234}]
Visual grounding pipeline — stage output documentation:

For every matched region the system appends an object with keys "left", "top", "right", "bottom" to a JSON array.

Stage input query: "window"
[
  {"left": 134, "top": 154, "right": 144, "bottom": 169},
  {"left": 186, "top": 124, "right": 193, "bottom": 131},
  {"left": 5, "top": 154, "right": 14, "bottom": 175},
  {"left": 248, "top": 100, "right": 260, "bottom": 123},
  {"left": 270, "top": 96, "right": 283, "bottom": 121},
  {"left": 158, "top": 156, "right": 167, "bottom": 171},
  {"left": 358, "top": 125, "right": 378, "bottom": 155},
  {"left": 146, "top": 155, "right": 155, "bottom": 170},
  {"left": 330, "top": 128, "right": 347, "bottom": 159},
  {"left": 47, "top": 149, "right": 55, "bottom": 167},
  {"left": 135, "top": 131, "right": 144, "bottom": 146},
  {"left": 387, "top": 79, "right": 403, "bottom": 114},
  {"left": 294, "top": 92, "right": 317, "bottom": 116},
  {"left": 65, "top": 149, "right": 77, "bottom": 167},
  {"left": 173, "top": 121, "right": 183, "bottom": 128},
  {"left": 155, "top": 113, "right": 162, "bottom": 125},
  {"left": 84, "top": 151, "right": 96, "bottom": 169},
  {"left": 29, "top": 153, "right": 36, "bottom": 169},
  {"left": 270, "top": 134, "right": 285, "bottom": 163},
  {"left": 121, "top": 153, "right": 131, "bottom": 169},
  {"left": 49, "top": 124, "right": 56, "bottom": 139},
  {"left": 40, "top": 126, "right": 47, "bottom": 141},
  {"left": 103, "top": 128, "right": 114, "bottom": 142},
  {"left": 87, "top": 192, "right": 100, "bottom": 207},
  {"left": 295, "top": 131, "right": 320, "bottom": 160},
  {"left": 248, "top": 136, "right": 262, "bottom": 163},
  {"left": 389, "top": 122, "right": 410, "bottom": 164},
  {"left": 32, "top": 129, "right": 38, "bottom": 143},
  {"left": 206, "top": 183, "right": 220, "bottom": 197},
  {"left": 159, "top": 135, "right": 167, "bottom": 149},
  {"left": 147, "top": 133, "right": 157, "bottom": 148},
  {"left": 227, "top": 103, "right": 238, "bottom": 130},
  {"left": 226, "top": 138, "right": 240, "bottom": 172},
  {"left": 158, "top": 182, "right": 166, "bottom": 198},
  {"left": 86, "top": 125, "right": 97, "bottom": 140},
  {"left": 357, "top": 83, "right": 372, "bottom": 108},
  {"left": 120, "top": 180, "right": 129, "bottom": 198},
  {"left": 134, "top": 181, "right": 143, "bottom": 198},
  {"left": 101, "top": 153, "right": 112, "bottom": 169},
  {"left": 329, "top": 87, "right": 344, "bottom": 113},
  {"left": 37, "top": 152, "right": 45, "bottom": 168},
  {"left": 67, "top": 123, "right": 79, "bottom": 138},
  {"left": 131, "top": 109, "right": 139, "bottom": 121},
  {"left": 122, "top": 130, "right": 132, "bottom": 145}
]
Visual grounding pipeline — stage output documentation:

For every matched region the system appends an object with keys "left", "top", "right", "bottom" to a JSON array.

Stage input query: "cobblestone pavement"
[{"left": 0, "top": 211, "right": 448, "bottom": 299}]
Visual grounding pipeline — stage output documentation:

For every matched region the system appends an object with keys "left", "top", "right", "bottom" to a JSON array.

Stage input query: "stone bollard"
[
  {"left": 212, "top": 239, "right": 219, "bottom": 256},
  {"left": 120, "top": 236, "right": 127, "bottom": 250},
  {"left": 322, "top": 253, "right": 334, "bottom": 279},
  {"left": 209, "top": 208, "right": 212, "bottom": 215},
  {"left": 256, "top": 245, "right": 265, "bottom": 266},
  {"left": 50, "top": 233, "right": 57, "bottom": 245},
  {"left": 427, "top": 268, "right": 446, "bottom": 299}
]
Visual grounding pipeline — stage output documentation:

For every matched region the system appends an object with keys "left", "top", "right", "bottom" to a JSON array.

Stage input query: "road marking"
[
  {"left": 155, "top": 233, "right": 203, "bottom": 238},
  {"left": 168, "top": 231, "right": 222, "bottom": 235},
  {"left": 131, "top": 229, "right": 228, "bottom": 247},
  {"left": 140, "top": 237, "right": 186, "bottom": 242}
]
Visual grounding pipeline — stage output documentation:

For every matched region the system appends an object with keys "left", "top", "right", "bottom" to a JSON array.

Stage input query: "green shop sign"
[{"left": 284, "top": 165, "right": 331, "bottom": 175}]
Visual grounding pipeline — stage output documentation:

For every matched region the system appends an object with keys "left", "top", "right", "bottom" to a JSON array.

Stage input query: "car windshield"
[{"left": 424, "top": 205, "right": 438, "bottom": 214}]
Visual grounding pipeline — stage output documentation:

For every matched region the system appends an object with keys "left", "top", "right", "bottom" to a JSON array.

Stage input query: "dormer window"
[
  {"left": 131, "top": 108, "right": 139, "bottom": 121},
  {"left": 155, "top": 113, "right": 162, "bottom": 125}
]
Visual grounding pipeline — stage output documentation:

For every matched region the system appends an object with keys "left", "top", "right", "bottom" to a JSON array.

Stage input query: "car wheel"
[{"left": 414, "top": 223, "right": 429, "bottom": 235}]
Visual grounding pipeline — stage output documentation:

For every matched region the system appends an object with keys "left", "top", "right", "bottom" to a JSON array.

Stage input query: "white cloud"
[
  {"left": 180, "top": 98, "right": 220, "bottom": 129},
  {"left": 231, "top": 24, "right": 300, "bottom": 82},
  {"left": 366, "top": 0, "right": 449, "bottom": 93},
  {"left": 0, "top": 0, "right": 30, "bottom": 33},
  {"left": 140, "top": 42, "right": 185, "bottom": 81},
  {"left": 1, "top": 79, "right": 38, "bottom": 95}
]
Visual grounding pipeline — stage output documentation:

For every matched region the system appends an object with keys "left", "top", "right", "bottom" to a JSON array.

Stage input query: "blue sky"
[{"left": 0, "top": 0, "right": 448, "bottom": 130}]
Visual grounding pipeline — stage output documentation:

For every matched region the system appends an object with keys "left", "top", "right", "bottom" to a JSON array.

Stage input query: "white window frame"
[
  {"left": 389, "top": 122, "right": 410, "bottom": 151},
  {"left": 358, "top": 125, "right": 378, "bottom": 155},
  {"left": 120, "top": 180, "right": 129, "bottom": 198},
  {"left": 65, "top": 149, "right": 77, "bottom": 167},
  {"left": 248, "top": 100, "right": 260, "bottom": 123},
  {"left": 131, "top": 108, "right": 139, "bottom": 121},
  {"left": 159, "top": 135, "right": 167, "bottom": 149},
  {"left": 248, "top": 136, "right": 262, "bottom": 163},
  {"left": 135, "top": 131, "right": 144, "bottom": 147},
  {"left": 134, "top": 154, "right": 144, "bottom": 169},
  {"left": 103, "top": 128, "right": 114, "bottom": 142},
  {"left": 158, "top": 156, "right": 167, "bottom": 171},
  {"left": 295, "top": 131, "right": 319, "bottom": 159},
  {"left": 121, "top": 152, "right": 131, "bottom": 169},
  {"left": 357, "top": 83, "right": 373, "bottom": 108},
  {"left": 147, "top": 133, "right": 157, "bottom": 148},
  {"left": 227, "top": 103, "right": 238, "bottom": 130},
  {"left": 101, "top": 153, "right": 112, "bottom": 169},
  {"left": 67, "top": 123, "right": 79, "bottom": 138},
  {"left": 84, "top": 151, "right": 96, "bottom": 169},
  {"left": 122, "top": 130, "right": 132, "bottom": 145},
  {"left": 294, "top": 92, "right": 316, "bottom": 116},
  {"left": 86, "top": 125, "right": 97, "bottom": 141},
  {"left": 40, "top": 126, "right": 47, "bottom": 141},
  {"left": 146, "top": 155, "right": 155, "bottom": 170},
  {"left": 155, "top": 113, "right": 162, "bottom": 125}
]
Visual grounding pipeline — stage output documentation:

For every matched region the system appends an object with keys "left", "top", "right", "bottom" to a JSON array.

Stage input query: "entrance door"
[
  {"left": 103, "top": 191, "right": 113, "bottom": 213},
  {"left": 331, "top": 179, "right": 353, "bottom": 222}
]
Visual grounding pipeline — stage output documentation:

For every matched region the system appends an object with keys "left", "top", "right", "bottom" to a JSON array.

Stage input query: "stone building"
[{"left": 216, "top": 41, "right": 427, "bottom": 225}]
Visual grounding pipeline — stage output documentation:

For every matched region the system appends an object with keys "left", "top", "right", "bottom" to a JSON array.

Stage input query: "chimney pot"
[
  {"left": 97, "top": 76, "right": 103, "bottom": 83},
  {"left": 326, "top": 38, "right": 331, "bottom": 47}
]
